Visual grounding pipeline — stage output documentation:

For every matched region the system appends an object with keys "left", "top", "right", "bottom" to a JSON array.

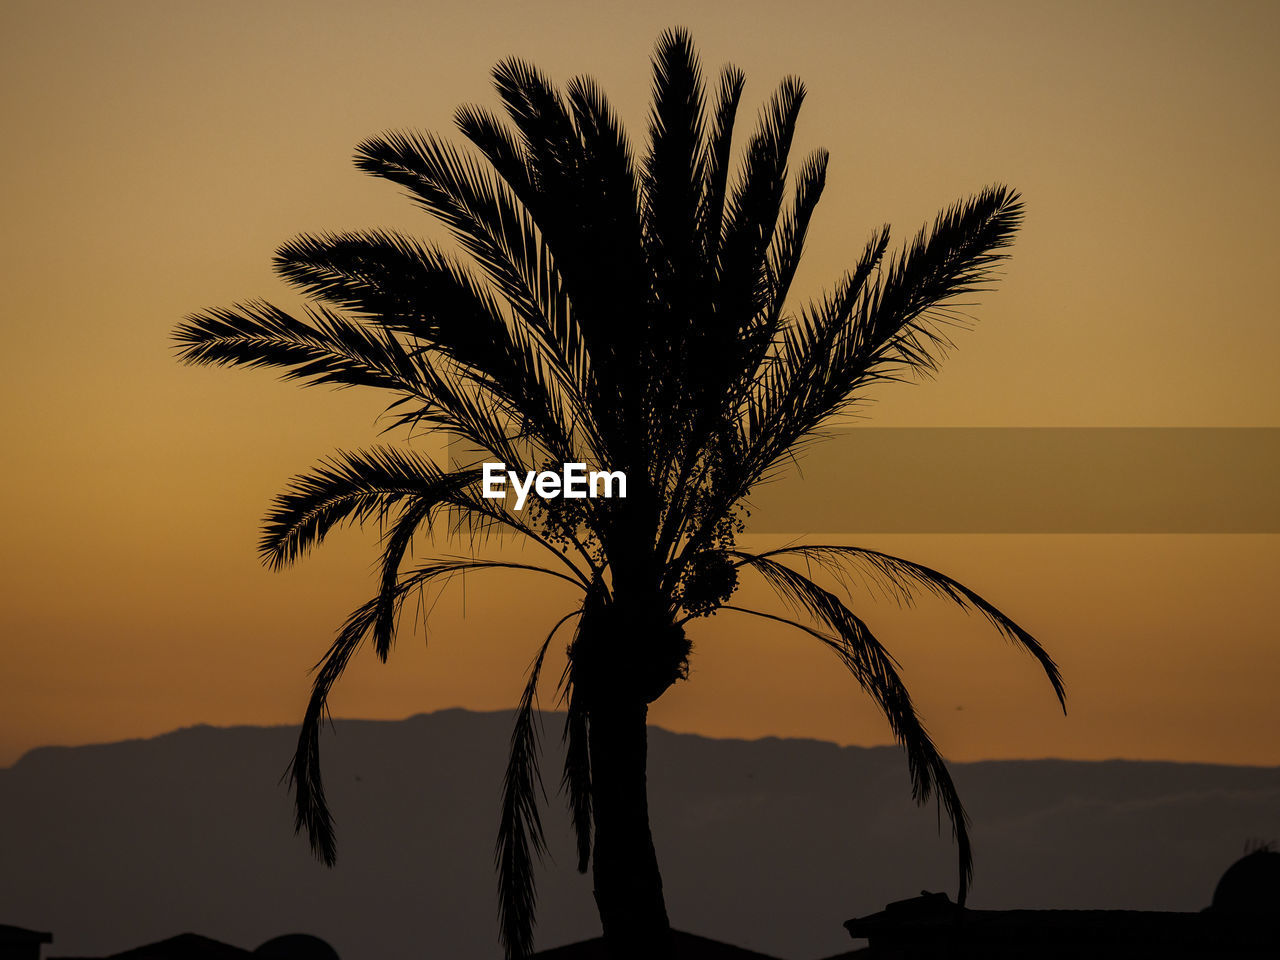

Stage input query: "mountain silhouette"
[{"left": 2, "top": 710, "right": 1277, "bottom": 960}]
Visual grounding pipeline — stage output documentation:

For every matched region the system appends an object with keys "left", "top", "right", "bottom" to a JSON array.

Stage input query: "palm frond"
[
  {"left": 448, "top": 101, "right": 578, "bottom": 338},
  {"left": 272, "top": 228, "right": 530, "bottom": 383},
  {"left": 660, "top": 147, "right": 830, "bottom": 516},
  {"left": 260, "top": 448, "right": 474, "bottom": 571},
  {"left": 371, "top": 497, "right": 433, "bottom": 661},
  {"left": 643, "top": 27, "right": 706, "bottom": 299},
  {"left": 486, "top": 56, "right": 652, "bottom": 459},
  {"left": 497, "top": 609, "right": 583, "bottom": 960},
  {"left": 436, "top": 482, "right": 600, "bottom": 590},
  {"left": 490, "top": 56, "right": 583, "bottom": 184},
  {"left": 566, "top": 73, "right": 643, "bottom": 256},
  {"left": 174, "top": 300, "right": 426, "bottom": 394},
  {"left": 764, "top": 149, "right": 828, "bottom": 325},
  {"left": 726, "top": 553, "right": 974, "bottom": 901},
  {"left": 668, "top": 229, "right": 889, "bottom": 563},
  {"left": 399, "top": 557, "right": 589, "bottom": 594},
  {"left": 453, "top": 103, "right": 597, "bottom": 444},
  {"left": 354, "top": 129, "right": 550, "bottom": 320},
  {"left": 738, "top": 226, "right": 891, "bottom": 470},
  {"left": 290, "top": 558, "right": 583, "bottom": 869},
  {"left": 698, "top": 64, "right": 746, "bottom": 262},
  {"left": 734, "top": 186, "right": 1024, "bottom": 509},
  {"left": 289, "top": 593, "right": 381, "bottom": 866},
  {"left": 745, "top": 545, "right": 1066, "bottom": 710},
  {"left": 718, "top": 75, "right": 806, "bottom": 338},
  {"left": 353, "top": 130, "right": 610, "bottom": 465},
  {"left": 280, "top": 227, "right": 593, "bottom": 463}
]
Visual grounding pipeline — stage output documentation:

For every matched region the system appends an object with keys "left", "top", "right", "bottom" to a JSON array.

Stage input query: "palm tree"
[{"left": 174, "top": 28, "right": 1064, "bottom": 960}]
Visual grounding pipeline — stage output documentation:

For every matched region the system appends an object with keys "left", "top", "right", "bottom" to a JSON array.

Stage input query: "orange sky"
[{"left": 2, "top": 0, "right": 1278, "bottom": 768}]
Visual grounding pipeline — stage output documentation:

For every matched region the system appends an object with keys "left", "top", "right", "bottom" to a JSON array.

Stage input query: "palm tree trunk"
[{"left": 588, "top": 698, "right": 672, "bottom": 959}]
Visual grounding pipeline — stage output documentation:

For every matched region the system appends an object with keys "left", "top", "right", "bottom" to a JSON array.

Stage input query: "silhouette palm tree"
[{"left": 174, "top": 28, "right": 1065, "bottom": 960}]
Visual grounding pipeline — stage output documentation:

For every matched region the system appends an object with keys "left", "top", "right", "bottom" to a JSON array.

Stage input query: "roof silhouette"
[
  {"left": 1, "top": 924, "right": 53, "bottom": 960},
  {"left": 52, "top": 934, "right": 249, "bottom": 960},
  {"left": 844, "top": 887, "right": 1280, "bottom": 958},
  {"left": 0, "top": 926, "right": 53, "bottom": 946},
  {"left": 49, "top": 933, "right": 338, "bottom": 960},
  {"left": 251, "top": 936, "right": 338, "bottom": 960},
  {"left": 530, "top": 930, "right": 781, "bottom": 959}
]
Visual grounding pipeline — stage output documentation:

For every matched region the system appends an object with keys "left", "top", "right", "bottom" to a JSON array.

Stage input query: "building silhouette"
[
  {"left": 834, "top": 848, "right": 1280, "bottom": 958},
  {"left": 0, "top": 925, "right": 52, "bottom": 960},
  {"left": 529, "top": 930, "right": 781, "bottom": 959}
]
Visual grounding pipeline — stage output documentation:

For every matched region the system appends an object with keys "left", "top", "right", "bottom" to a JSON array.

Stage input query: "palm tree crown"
[{"left": 175, "top": 28, "right": 1064, "bottom": 959}]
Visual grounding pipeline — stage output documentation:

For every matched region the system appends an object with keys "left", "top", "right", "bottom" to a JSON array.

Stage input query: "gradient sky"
[{"left": 2, "top": 0, "right": 1277, "bottom": 768}]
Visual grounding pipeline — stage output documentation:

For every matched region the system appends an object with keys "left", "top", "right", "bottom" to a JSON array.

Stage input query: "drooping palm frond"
[
  {"left": 289, "top": 592, "right": 382, "bottom": 866},
  {"left": 743, "top": 545, "right": 1066, "bottom": 710},
  {"left": 444, "top": 482, "right": 602, "bottom": 589},
  {"left": 267, "top": 451, "right": 474, "bottom": 662},
  {"left": 497, "top": 609, "right": 583, "bottom": 960},
  {"left": 721, "top": 600, "right": 973, "bottom": 900},
  {"left": 371, "top": 497, "right": 434, "bottom": 661},
  {"left": 290, "top": 558, "right": 583, "bottom": 869},
  {"left": 722, "top": 551, "right": 975, "bottom": 900}
]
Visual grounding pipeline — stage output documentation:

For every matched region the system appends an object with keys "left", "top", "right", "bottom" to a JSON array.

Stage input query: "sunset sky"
[{"left": 2, "top": 0, "right": 1277, "bottom": 769}]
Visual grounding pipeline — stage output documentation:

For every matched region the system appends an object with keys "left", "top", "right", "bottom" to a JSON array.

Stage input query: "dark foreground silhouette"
[
  {"left": 3, "top": 712, "right": 1278, "bottom": 959},
  {"left": 8, "top": 851, "right": 1279, "bottom": 958}
]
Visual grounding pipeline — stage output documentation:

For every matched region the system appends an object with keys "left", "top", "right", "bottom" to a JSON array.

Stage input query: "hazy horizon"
[{"left": 10, "top": 703, "right": 1280, "bottom": 773}]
